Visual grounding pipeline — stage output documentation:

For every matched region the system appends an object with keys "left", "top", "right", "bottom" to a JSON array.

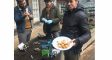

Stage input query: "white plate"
[{"left": 52, "top": 36, "right": 74, "bottom": 50}]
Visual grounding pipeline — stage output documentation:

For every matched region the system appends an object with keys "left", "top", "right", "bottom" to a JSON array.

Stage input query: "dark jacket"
[
  {"left": 61, "top": 4, "right": 91, "bottom": 51},
  {"left": 40, "top": 5, "right": 61, "bottom": 33},
  {"left": 14, "top": 6, "right": 33, "bottom": 33}
]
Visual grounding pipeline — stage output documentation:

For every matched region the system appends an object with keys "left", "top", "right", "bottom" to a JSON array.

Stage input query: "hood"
[
  {"left": 66, "top": 3, "right": 84, "bottom": 13},
  {"left": 75, "top": 4, "right": 84, "bottom": 11}
]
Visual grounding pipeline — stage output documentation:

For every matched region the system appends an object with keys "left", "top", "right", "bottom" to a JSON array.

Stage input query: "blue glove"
[
  {"left": 47, "top": 20, "right": 53, "bottom": 24},
  {"left": 42, "top": 18, "right": 48, "bottom": 23}
]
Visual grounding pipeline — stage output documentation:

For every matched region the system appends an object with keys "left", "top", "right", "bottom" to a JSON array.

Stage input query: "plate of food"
[{"left": 52, "top": 36, "right": 74, "bottom": 50}]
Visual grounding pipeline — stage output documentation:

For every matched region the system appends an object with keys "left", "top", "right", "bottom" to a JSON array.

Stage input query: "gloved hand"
[
  {"left": 47, "top": 20, "right": 53, "bottom": 24},
  {"left": 52, "top": 49, "right": 60, "bottom": 56},
  {"left": 42, "top": 18, "right": 48, "bottom": 23}
]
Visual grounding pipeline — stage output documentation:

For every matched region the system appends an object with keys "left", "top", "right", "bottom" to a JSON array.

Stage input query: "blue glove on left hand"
[
  {"left": 47, "top": 20, "right": 53, "bottom": 24},
  {"left": 42, "top": 18, "right": 48, "bottom": 23}
]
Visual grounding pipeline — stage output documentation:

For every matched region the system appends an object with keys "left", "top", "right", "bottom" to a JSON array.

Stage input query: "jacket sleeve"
[
  {"left": 14, "top": 7, "right": 24, "bottom": 23},
  {"left": 76, "top": 12, "right": 91, "bottom": 44},
  {"left": 28, "top": 7, "right": 33, "bottom": 20},
  {"left": 40, "top": 9, "right": 45, "bottom": 23},
  {"left": 52, "top": 7, "right": 61, "bottom": 24}
]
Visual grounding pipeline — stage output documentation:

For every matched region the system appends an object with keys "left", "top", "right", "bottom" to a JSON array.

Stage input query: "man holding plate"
[{"left": 60, "top": 0, "right": 91, "bottom": 60}]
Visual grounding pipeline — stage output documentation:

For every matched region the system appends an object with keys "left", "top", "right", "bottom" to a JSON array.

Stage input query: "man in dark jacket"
[
  {"left": 14, "top": 0, "right": 33, "bottom": 44},
  {"left": 40, "top": 0, "right": 61, "bottom": 38},
  {"left": 60, "top": 0, "right": 91, "bottom": 60}
]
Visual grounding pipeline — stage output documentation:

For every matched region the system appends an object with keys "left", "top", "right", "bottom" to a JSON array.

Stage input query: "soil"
[
  {"left": 14, "top": 23, "right": 95, "bottom": 60},
  {"left": 14, "top": 36, "right": 50, "bottom": 60},
  {"left": 14, "top": 36, "right": 95, "bottom": 60}
]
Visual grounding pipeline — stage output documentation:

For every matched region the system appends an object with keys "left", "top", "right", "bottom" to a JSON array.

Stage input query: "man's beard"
[
  {"left": 19, "top": 3, "right": 27, "bottom": 10},
  {"left": 20, "top": 5, "right": 27, "bottom": 11}
]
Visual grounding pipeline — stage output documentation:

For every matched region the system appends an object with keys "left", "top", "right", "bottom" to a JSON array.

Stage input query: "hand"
[
  {"left": 23, "top": 12, "right": 30, "bottom": 17},
  {"left": 25, "top": 16, "right": 29, "bottom": 20},
  {"left": 70, "top": 39, "right": 77, "bottom": 46},
  {"left": 47, "top": 20, "right": 53, "bottom": 24},
  {"left": 42, "top": 18, "right": 47, "bottom": 23},
  {"left": 52, "top": 49, "right": 60, "bottom": 55}
]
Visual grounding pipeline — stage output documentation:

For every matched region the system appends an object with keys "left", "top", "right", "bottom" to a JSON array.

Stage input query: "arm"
[
  {"left": 28, "top": 7, "right": 33, "bottom": 20},
  {"left": 51, "top": 7, "right": 61, "bottom": 24},
  {"left": 75, "top": 12, "right": 91, "bottom": 44},
  {"left": 14, "top": 7, "right": 24, "bottom": 23},
  {"left": 40, "top": 9, "right": 46, "bottom": 23}
]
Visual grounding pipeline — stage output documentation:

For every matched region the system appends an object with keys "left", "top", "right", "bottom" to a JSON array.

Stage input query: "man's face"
[
  {"left": 45, "top": 1, "right": 52, "bottom": 8},
  {"left": 65, "top": 0, "right": 78, "bottom": 11},
  {"left": 18, "top": 0, "right": 26, "bottom": 9}
]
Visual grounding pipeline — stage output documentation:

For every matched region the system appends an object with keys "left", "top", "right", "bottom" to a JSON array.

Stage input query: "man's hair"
[
  {"left": 65, "top": 0, "right": 78, "bottom": 2},
  {"left": 16, "top": 0, "right": 29, "bottom": 6},
  {"left": 16, "top": 0, "right": 25, "bottom": 3},
  {"left": 16, "top": 0, "right": 23, "bottom": 2},
  {"left": 44, "top": 0, "right": 54, "bottom": 2}
]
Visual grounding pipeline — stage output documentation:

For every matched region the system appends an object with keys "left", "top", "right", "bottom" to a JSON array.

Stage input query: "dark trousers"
[
  {"left": 53, "top": 50, "right": 80, "bottom": 60},
  {"left": 64, "top": 50, "right": 80, "bottom": 60},
  {"left": 17, "top": 29, "right": 32, "bottom": 44}
]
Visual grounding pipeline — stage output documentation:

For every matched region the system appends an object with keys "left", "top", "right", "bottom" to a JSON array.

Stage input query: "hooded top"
[{"left": 61, "top": 3, "right": 91, "bottom": 45}]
